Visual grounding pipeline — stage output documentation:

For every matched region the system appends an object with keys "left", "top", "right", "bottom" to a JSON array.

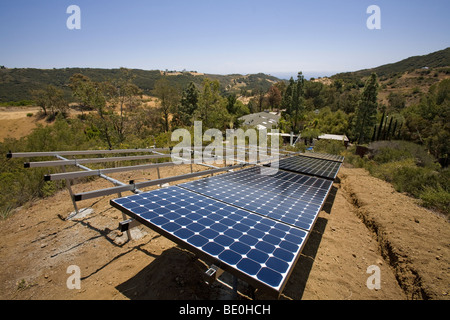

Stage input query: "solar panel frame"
[{"left": 110, "top": 186, "right": 310, "bottom": 296}]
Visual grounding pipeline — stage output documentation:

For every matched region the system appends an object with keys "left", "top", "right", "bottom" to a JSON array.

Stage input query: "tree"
[
  {"left": 354, "top": 73, "right": 379, "bottom": 144},
  {"left": 196, "top": 78, "right": 229, "bottom": 130},
  {"left": 69, "top": 73, "right": 94, "bottom": 114},
  {"left": 281, "top": 72, "right": 305, "bottom": 133},
  {"left": 403, "top": 79, "right": 449, "bottom": 160},
  {"left": 31, "top": 85, "right": 67, "bottom": 119},
  {"left": 388, "top": 92, "right": 406, "bottom": 112},
  {"left": 69, "top": 71, "right": 142, "bottom": 148},
  {"left": 256, "top": 87, "right": 266, "bottom": 112},
  {"left": 153, "top": 77, "right": 180, "bottom": 132},
  {"left": 174, "top": 81, "right": 199, "bottom": 127},
  {"left": 267, "top": 85, "right": 282, "bottom": 110},
  {"left": 101, "top": 77, "right": 142, "bottom": 144}
]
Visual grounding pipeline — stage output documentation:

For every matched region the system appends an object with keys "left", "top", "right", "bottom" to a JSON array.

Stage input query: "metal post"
[
  {"left": 232, "top": 276, "right": 238, "bottom": 299},
  {"left": 61, "top": 165, "right": 79, "bottom": 220},
  {"left": 118, "top": 192, "right": 132, "bottom": 241}
]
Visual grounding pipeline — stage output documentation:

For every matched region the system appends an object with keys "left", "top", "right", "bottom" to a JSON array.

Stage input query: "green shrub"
[
  {"left": 368, "top": 140, "right": 437, "bottom": 168},
  {"left": 314, "top": 139, "right": 346, "bottom": 155},
  {"left": 420, "top": 186, "right": 450, "bottom": 213},
  {"left": 347, "top": 141, "right": 449, "bottom": 216}
]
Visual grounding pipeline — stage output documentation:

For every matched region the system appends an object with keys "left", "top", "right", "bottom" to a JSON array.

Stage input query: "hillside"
[
  {"left": 320, "top": 47, "right": 450, "bottom": 107},
  {"left": 333, "top": 47, "right": 450, "bottom": 80},
  {"left": 0, "top": 67, "right": 280, "bottom": 103}
]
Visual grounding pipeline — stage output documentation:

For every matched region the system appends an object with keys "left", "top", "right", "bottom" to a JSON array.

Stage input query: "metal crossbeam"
[
  {"left": 44, "top": 161, "right": 179, "bottom": 181},
  {"left": 25, "top": 154, "right": 171, "bottom": 168},
  {"left": 7, "top": 148, "right": 167, "bottom": 159}
]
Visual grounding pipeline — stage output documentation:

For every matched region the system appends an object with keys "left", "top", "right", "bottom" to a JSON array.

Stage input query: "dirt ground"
[
  {"left": 0, "top": 107, "right": 48, "bottom": 141},
  {"left": 0, "top": 161, "right": 448, "bottom": 301}
]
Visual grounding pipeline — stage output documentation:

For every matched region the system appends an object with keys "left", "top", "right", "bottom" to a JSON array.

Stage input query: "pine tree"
[
  {"left": 354, "top": 73, "right": 379, "bottom": 144},
  {"left": 176, "top": 81, "right": 199, "bottom": 127},
  {"left": 281, "top": 72, "right": 305, "bottom": 133}
]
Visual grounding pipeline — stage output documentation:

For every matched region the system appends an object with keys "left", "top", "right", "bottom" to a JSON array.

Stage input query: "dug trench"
[{"left": 338, "top": 166, "right": 449, "bottom": 300}]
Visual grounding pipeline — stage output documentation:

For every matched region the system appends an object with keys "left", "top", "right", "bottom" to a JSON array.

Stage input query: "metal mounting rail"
[
  {"left": 44, "top": 161, "right": 178, "bottom": 181},
  {"left": 25, "top": 153, "right": 171, "bottom": 168},
  {"left": 6, "top": 148, "right": 168, "bottom": 159}
]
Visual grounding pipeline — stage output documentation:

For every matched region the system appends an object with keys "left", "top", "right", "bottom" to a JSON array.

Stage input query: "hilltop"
[{"left": 0, "top": 67, "right": 280, "bottom": 103}]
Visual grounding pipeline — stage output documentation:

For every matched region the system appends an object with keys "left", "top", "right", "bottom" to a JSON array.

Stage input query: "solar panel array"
[
  {"left": 111, "top": 153, "right": 343, "bottom": 296},
  {"left": 111, "top": 186, "right": 308, "bottom": 292}
]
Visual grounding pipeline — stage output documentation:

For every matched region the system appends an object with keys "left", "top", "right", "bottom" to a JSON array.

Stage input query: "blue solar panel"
[
  {"left": 302, "top": 152, "right": 345, "bottom": 162},
  {"left": 271, "top": 155, "right": 342, "bottom": 180},
  {"left": 213, "top": 167, "right": 332, "bottom": 205},
  {"left": 179, "top": 168, "right": 332, "bottom": 231},
  {"left": 110, "top": 186, "right": 309, "bottom": 294}
]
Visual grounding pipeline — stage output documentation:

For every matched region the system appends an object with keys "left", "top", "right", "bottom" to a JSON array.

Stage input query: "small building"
[
  {"left": 317, "top": 134, "right": 350, "bottom": 147},
  {"left": 239, "top": 111, "right": 281, "bottom": 130}
]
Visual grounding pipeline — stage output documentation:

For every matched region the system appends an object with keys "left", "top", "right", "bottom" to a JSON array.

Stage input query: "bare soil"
[
  {"left": 0, "top": 107, "right": 48, "bottom": 142},
  {"left": 0, "top": 162, "right": 448, "bottom": 300}
]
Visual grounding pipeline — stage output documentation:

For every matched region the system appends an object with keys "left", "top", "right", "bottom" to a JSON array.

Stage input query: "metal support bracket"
[
  {"left": 119, "top": 218, "right": 142, "bottom": 232},
  {"left": 204, "top": 264, "right": 224, "bottom": 285}
]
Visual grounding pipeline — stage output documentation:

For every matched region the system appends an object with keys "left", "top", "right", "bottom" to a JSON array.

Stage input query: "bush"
[
  {"left": 368, "top": 140, "right": 437, "bottom": 168},
  {"left": 352, "top": 142, "right": 449, "bottom": 215},
  {"left": 420, "top": 186, "right": 450, "bottom": 213},
  {"left": 0, "top": 116, "right": 102, "bottom": 219},
  {"left": 314, "top": 139, "right": 346, "bottom": 155}
]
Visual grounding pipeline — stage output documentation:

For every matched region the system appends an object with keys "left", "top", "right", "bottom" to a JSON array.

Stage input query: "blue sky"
[{"left": 0, "top": 0, "right": 449, "bottom": 78}]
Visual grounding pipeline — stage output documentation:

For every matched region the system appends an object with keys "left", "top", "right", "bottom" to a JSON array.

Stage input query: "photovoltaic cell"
[
  {"left": 110, "top": 186, "right": 308, "bottom": 294},
  {"left": 179, "top": 167, "right": 332, "bottom": 231},
  {"left": 271, "top": 155, "right": 342, "bottom": 180}
]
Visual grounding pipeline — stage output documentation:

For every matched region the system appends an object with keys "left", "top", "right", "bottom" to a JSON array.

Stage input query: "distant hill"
[
  {"left": 333, "top": 47, "right": 450, "bottom": 80},
  {"left": 0, "top": 67, "right": 281, "bottom": 103}
]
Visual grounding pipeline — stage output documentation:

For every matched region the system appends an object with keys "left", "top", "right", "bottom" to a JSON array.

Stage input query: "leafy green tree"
[
  {"left": 174, "top": 81, "right": 199, "bottom": 127},
  {"left": 31, "top": 85, "right": 67, "bottom": 118},
  {"left": 388, "top": 92, "right": 406, "bottom": 112},
  {"left": 353, "top": 73, "right": 379, "bottom": 144},
  {"left": 69, "top": 71, "right": 142, "bottom": 148},
  {"left": 153, "top": 77, "right": 180, "bottom": 132},
  {"left": 403, "top": 79, "right": 449, "bottom": 160},
  {"left": 196, "top": 78, "right": 229, "bottom": 130}
]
